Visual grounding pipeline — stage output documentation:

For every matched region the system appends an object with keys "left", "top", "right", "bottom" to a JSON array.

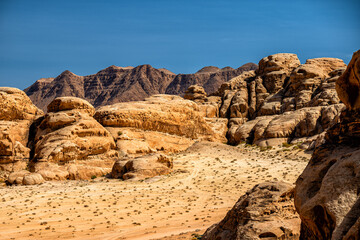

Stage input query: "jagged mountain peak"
[{"left": 24, "top": 62, "right": 258, "bottom": 111}]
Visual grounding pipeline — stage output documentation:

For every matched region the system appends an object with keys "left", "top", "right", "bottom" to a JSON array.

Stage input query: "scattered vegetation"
[
  {"left": 282, "top": 142, "right": 293, "bottom": 148},
  {"left": 260, "top": 146, "right": 273, "bottom": 151},
  {"left": 192, "top": 233, "right": 203, "bottom": 240}
]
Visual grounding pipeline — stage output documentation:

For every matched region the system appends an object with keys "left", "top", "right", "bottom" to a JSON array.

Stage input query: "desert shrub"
[{"left": 282, "top": 142, "right": 292, "bottom": 148}]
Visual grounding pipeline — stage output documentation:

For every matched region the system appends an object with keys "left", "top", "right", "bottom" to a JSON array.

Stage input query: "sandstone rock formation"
[
  {"left": 336, "top": 50, "right": 360, "bottom": 110},
  {"left": 257, "top": 53, "right": 301, "bottom": 93},
  {"left": 25, "top": 63, "right": 257, "bottom": 111},
  {"left": 0, "top": 87, "right": 43, "bottom": 181},
  {"left": 202, "top": 182, "right": 300, "bottom": 240},
  {"left": 30, "top": 97, "right": 118, "bottom": 180},
  {"left": 295, "top": 50, "right": 360, "bottom": 239},
  {"left": 94, "top": 95, "right": 228, "bottom": 154},
  {"left": 111, "top": 153, "right": 173, "bottom": 180},
  {"left": 217, "top": 53, "right": 347, "bottom": 148},
  {"left": 183, "top": 85, "right": 207, "bottom": 102},
  {"left": 105, "top": 127, "right": 194, "bottom": 156},
  {"left": 7, "top": 171, "right": 45, "bottom": 185}
]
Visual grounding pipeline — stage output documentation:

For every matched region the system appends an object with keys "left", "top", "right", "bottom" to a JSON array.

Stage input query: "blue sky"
[{"left": 0, "top": 0, "right": 359, "bottom": 89}]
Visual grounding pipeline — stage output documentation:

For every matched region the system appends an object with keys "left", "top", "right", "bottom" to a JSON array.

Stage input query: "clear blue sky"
[{"left": 0, "top": 0, "right": 359, "bottom": 89}]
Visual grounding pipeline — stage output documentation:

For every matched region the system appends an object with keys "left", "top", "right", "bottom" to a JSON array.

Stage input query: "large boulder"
[
  {"left": 31, "top": 97, "right": 118, "bottom": 180},
  {"left": 202, "top": 182, "right": 300, "bottom": 240},
  {"left": 47, "top": 96, "right": 95, "bottom": 115},
  {"left": 183, "top": 85, "right": 207, "bottom": 102},
  {"left": 0, "top": 88, "right": 43, "bottom": 180},
  {"left": 111, "top": 153, "right": 173, "bottom": 180},
  {"left": 295, "top": 50, "right": 360, "bottom": 239}
]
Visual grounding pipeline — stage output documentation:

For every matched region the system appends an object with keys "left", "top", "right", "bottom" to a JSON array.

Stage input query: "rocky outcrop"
[
  {"left": 257, "top": 53, "right": 301, "bottom": 93},
  {"left": 183, "top": 85, "right": 207, "bottom": 102},
  {"left": 0, "top": 87, "right": 43, "bottom": 121},
  {"left": 221, "top": 53, "right": 347, "bottom": 148},
  {"left": 111, "top": 153, "right": 173, "bottom": 180},
  {"left": 25, "top": 63, "right": 257, "bottom": 111},
  {"left": 106, "top": 127, "right": 194, "bottom": 156},
  {"left": 294, "top": 50, "right": 360, "bottom": 239},
  {"left": 336, "top": 50, "right": 360, "bottom": 110},
  {"left": 202, "top": 182, "right": 300, "bottom": 240},
  {"left": 30, "top": 97, "right": 118, "bottom": 180},
  {"left": 285, "top": 58, "right": 346, "bottom": 110},
  {"left": 94, "top": 95, "right": 228, "bottom": 144},
  {"left": 0, "top": 87, "right": 43, "bottom": 180}
]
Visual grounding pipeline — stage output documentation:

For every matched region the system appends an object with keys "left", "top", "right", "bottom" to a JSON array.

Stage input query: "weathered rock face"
[
  {"left": 0, "top": 87, "right": 43, "bottom": 121},
  {"left": 25, "top": 63, "right": 257, "bottom": 111},
  {"left": 257, "top": 53, "right": 301, "bottom": 93},
  {"left": 220, "top": 53, "right": 347, "bottom": 148},
  {"left": 30, "top": 97, "right": 118, "bottom": 180},
  {"left": 183, "top": 85, "right": 207, "bottom": 102},
  {"left": 94, "top": 95, "right": 228, "bottom": 144},
  {"left": 336, "top": 50, "right": 360, "bottom": 110},
  {"left": 106, "top": 127, "right": 194, "bottom": 156},
  {"left": 111, "top": 153, "right": 173, "bottom": 180},
  {"left": 286, "top": 58, "right": 346, "bottom": 110},
  {"left": 202, "top": 182, "right": 300, "bottom": 240},
  {"left": 0, "top": 88, "right": 43, "bottom": 180},
  {"left": 295, "top": 50, "right": 360, "bottom": 239}
]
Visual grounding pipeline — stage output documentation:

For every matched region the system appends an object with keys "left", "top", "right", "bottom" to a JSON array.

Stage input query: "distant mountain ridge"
[{"left": 24, "top": 63, "right": 257, "bottom": 111}]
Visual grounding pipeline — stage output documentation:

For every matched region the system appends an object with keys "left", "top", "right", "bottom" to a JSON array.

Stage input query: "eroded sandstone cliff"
[
  {"left": 294, "top": 49, "right": 360, "bottom": 239},
  {"left": 0, "top": 87, "right": 43, "bottom": 180},
  {"left": 210, "top": 53, "right": 347, "bottom": 149}
]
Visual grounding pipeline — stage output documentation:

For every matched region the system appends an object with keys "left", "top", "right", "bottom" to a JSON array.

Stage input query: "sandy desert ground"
[{"left": 0, "top": 142, "right": 311, "bottom": 240}]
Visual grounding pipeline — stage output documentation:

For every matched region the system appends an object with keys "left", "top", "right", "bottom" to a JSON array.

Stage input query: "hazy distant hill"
[
  {"left": 24, "top": 63, "right": 257, "bottom": 111},
  {"left": 165, "top": 63, "right": 258, "bottom": 95}
]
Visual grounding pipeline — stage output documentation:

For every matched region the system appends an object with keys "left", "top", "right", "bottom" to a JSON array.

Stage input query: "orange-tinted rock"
[
  {"left": 0, "top": 88, "right": 43, "bottom": 181},
  {"left": 257, "top": 53, "right": 300, "bottom": 93},
  {"left": 95, "top": 95, "right": 227, "bottom": 143},
  {"left": 32, "top": 97, "right": 118, "bottom": 180},
  {"left": 336, "top": 50, "right": 360, "bottom": 110},
  {"left": 47, "top": 97, "right": 95, "bottom": 115}
]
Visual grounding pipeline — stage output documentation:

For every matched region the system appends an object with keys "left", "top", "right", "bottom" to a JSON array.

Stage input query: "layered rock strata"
[
  {"left": 25, "top": 63, "right": 257, "bottom": 111},
  {"left": 30, "top": 97, "right": 118, "bottom": 181},
  {"left": 94, "top": 95, "right": 228, "bottom": 156}
]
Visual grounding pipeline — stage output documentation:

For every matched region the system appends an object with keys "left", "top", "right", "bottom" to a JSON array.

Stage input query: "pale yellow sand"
[{"left": 0, "top": 142, "right": 310, "bottom": 240}]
